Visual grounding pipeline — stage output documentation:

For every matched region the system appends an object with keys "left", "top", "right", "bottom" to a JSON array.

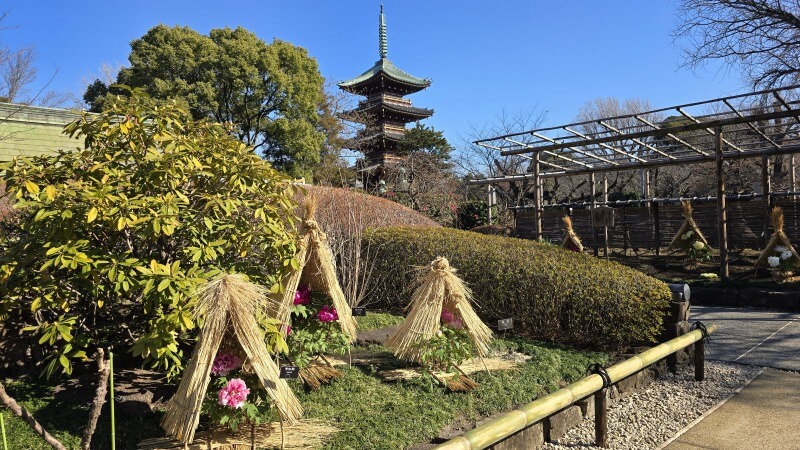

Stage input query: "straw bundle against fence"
[
  {"left": 160, "top": 275, "right": 302, "bottom": 444},
  {"left": 561, "top": 215, "right": 584, "bottom": 252},
  {"left": 385, "top": 257, "right": 492, "bottom": 363},
  {"left": 754, "top": 207, "right": 800, "bottom": 269},
  {"left": 667, "top": 201, "right": 711, "bottom": 252},
  {"left": 273, "top": 197, "right": 357, "bottom": 340}
]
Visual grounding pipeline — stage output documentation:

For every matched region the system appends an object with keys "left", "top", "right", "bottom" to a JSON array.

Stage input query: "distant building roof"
[{"left": 0, "top": 102, "right": 83, "bottom": 162}]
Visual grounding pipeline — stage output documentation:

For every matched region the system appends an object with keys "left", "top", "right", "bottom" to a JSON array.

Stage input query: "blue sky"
[{"left": 4, "top": 0, "right": 746, "bottom": 146}]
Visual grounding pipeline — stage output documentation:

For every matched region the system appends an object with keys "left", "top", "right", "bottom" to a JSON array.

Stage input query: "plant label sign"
[
  {"left": 279, "top": 366, "right": 300, "bottom": 379},
  {"left": 497, "top": 318, "right": 513, "bottom": 331},
  {"left": 592, "top": 206, "right": 615, "bottom": 228},
  {"left": 352, "top": 307, "right": 367, "bottom": 316}
]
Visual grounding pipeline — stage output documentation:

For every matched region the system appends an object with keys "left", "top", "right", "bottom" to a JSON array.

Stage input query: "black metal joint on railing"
[
  {"left": 692, "top": 321, "right": 710, "bottom": 342},
  {"left": 589, "top": 363, "right": 612, "bottom": 389}
]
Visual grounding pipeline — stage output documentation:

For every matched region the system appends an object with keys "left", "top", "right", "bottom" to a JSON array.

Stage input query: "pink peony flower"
[
  {"left": 211, "top": 353, "right": 242, "bottom": 376},
  {"left": 218, "top": 378, "right": 249, "bottom": 409},
  {"left": 441, "top": 308, "right": 463, "bottom": 329},
  {"left": 318, "top": 305, "right": 338, "bottom": 322},
  {"left": 294, "top": 285, "right": 311, "bottom": 305},
  {"left": 441, "top": 308, "right": 455, "bottom": 324}
]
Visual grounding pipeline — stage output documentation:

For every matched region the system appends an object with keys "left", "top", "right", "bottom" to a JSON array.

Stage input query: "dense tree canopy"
[{"left": 85, "top": 25, "right": 328, "bottom": 178}]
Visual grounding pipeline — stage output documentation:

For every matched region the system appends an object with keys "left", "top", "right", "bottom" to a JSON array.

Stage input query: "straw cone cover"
[
  {"left": 386, "top": 257, "right": 492, "bottom": 363},
  {"left": 274, "top": 197, "right": 357, "bottom": 340},
  {"left": 160, "top": 274, "right": 302, "bottom": 444}
]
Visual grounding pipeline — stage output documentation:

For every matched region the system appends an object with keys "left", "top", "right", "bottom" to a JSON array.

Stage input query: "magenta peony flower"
[
  {"left": 211, "top": 353, "right": 242, "bottom": 376},
  {"left": 441, "top": 308, "right": 463, "bottom": 329},
  {"left": 441, "top": 308, "right": 455, "bottom": 324},
  {"left": 318, "top": 305, "right": 338, "bottom": 322},
  {"left": 218, "top": 378, "right": 250, "bottom": 409},
  {"left": 294, "top": 285, "right": 311, "bottom": 305},
  {"left": 286, "top": 325, "right": 292, "bottom": 336}
]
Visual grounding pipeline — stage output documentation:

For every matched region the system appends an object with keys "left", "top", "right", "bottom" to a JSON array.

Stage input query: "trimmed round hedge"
[{"left": 363, "top": 227, "right": 671, "bottom": 349}]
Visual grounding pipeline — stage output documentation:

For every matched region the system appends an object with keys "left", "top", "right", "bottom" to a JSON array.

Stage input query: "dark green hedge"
[{"left": 363, "top": 227, "right": 671, "bottom": 349}]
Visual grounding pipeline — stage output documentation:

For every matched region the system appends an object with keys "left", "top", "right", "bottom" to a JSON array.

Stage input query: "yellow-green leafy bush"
[
  {"left": 0, "top": 89, "right": 298, "bottom": 377},
  {"left": 364, "top": 227, "right": 671, "bottom": 348}
]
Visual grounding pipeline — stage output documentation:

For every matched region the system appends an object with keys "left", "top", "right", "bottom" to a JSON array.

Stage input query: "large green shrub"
[
  {"left": 363, "top": 227, "right": 671, "bottom": 348},
  {"left": 0, "top": 89, "right": 299, "bottom": 377}
]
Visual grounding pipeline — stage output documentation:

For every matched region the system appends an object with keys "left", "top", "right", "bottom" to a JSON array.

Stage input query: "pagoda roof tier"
[
  {"left": 347, "top": 129, "right": 405, "bottom": 151},
  {"left": 338, "top": 58, "right": 431, "bottom": 96},
  {"left": 342, "top": 101, "right": 433, "bottom": 123}
]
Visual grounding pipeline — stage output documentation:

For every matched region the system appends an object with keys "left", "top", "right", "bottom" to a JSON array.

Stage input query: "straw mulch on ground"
[
  {"left": 385, "top": 257, "right": 492, "bottom": 363},
  {"left": 138, "top": 419, "right": 338, "bottom": 450},
  {"left": 160, "top": 275, "right": 302, "bottom": 445},
  {"left": 378, "top": 357, "right": 517, "bottom": 382}
]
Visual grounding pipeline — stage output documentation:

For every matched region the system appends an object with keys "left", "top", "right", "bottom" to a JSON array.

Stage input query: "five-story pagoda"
[{"left": 339, "top": 6, "right": 433, "bottom": 180}]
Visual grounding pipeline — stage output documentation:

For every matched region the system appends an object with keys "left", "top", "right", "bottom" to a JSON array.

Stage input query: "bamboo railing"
[{"left": 433, "top": 323, "right": 716, "bottom": 450}]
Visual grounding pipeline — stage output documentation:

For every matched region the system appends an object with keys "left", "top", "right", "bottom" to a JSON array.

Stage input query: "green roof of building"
[
  {"left": 338, "top": 58, "right": 431, "bottom": 91},
  {"left": 0, "top": 103, "right": 83, "bottom": 162}
]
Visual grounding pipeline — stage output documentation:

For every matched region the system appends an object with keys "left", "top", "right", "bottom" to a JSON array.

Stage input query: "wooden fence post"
[
  {"left": 595, "top": 388, "right": 608, "bottom": 448},
  {"left": 695, "top": 338, "right": 705, "bottom": 382}
]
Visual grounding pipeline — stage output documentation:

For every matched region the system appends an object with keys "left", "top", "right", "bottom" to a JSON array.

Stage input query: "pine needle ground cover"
[{"left": 1, "top": 318, "right": 607, "bottom": 449}]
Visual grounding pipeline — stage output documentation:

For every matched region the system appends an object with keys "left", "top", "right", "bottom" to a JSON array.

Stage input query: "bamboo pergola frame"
[{"left": 469, "top": 85, "right": 800, "bottom": 278}]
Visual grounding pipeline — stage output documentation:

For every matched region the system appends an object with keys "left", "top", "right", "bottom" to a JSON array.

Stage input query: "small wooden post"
[
  {"left": 715, "top": 127, "right": 729, "bottom": 279},
  {"left": 603, "top": 175, "right": 609, "bottom": 259},
  {"left": 534, "top": 152, "right": 542, "bottom": 241},
  {"left": 761, "top": 154, "right": 772, "bottom": 246},
  {"left": 694, "top": 338, "right": 705, "bottom": 382},
  {"left": 791, "top": 155, "right": 797, "bottom": 195},
  {"left": 594, "top": 388, "right": 608, "bottom": 448},
  {"left": 653, "top": 201, "right": 661, "bottom": 256},
  {"left": 591, "top": 173, "right": 598, "bottom": 257},
  {"left": 486, "top": 185, "right": 494, "bottom": 225}
]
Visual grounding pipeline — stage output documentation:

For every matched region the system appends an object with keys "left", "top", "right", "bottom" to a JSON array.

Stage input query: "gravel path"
[{"left": 542, "top": 361, "right": 763, "bottom": 450}]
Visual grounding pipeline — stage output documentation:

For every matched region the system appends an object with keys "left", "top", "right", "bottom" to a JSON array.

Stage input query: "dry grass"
[
  {"left": 378, "top": 357, "right": 518, "bottom": 381},
  {"left": 385, "top": 257, "right": 492, "bottom": 363},
  {"left": 160, "top": 275, "right": 302, "bottom": 444},
  {"left": 275, "top": 196, "right": 358, "bottom": 340},
  {"left": 139, "top": 419, "right": 338, "bottom": 450}
]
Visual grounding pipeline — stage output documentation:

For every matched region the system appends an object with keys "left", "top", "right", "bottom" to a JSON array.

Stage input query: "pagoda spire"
[{"left": 379, "top": 5, "right": 388, "bottom": 59}]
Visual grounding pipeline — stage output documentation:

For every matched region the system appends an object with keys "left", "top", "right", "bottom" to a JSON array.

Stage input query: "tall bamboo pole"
[
  {"left": 109, "top": 352, "right": 116, "bottom": 450},
  {"left": 716, "top": 127, "right": 729, "bottom": 279}
]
